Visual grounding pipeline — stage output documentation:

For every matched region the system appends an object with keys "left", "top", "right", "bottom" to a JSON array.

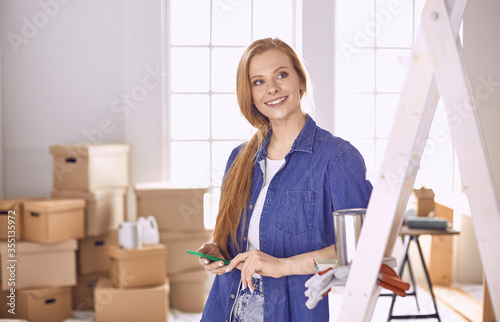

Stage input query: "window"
[
  {"left": 334, "top": 0, "right": 455, "bottom": 197},
  {"left": 167, "top": 0, "right": 301, "bottom": 228}
]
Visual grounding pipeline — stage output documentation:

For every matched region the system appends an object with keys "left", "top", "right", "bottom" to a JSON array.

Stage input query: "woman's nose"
[{"left": 267, "top": 81, "right": 279, "bottom": 94}]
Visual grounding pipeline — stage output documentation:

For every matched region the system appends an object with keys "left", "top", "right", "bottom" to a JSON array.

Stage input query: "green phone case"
[{"left": 186, "top": 250, "right": 231, "bottom": 265}]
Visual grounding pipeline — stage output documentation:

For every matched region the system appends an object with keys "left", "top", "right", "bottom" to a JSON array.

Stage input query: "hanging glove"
[
  {"left": 304, "top": 256, "right": 404, "bottom": 310},
  {"left": 304, "top": 266, "right": 350, "bottom": 309},
  {"left": 377, "top": 263, "right": 410, "bottom": 297}
]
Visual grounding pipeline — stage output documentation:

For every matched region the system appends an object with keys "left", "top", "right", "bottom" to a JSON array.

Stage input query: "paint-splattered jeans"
[{"left": 232, "top": 277, "right": 264, "bottom": 321}]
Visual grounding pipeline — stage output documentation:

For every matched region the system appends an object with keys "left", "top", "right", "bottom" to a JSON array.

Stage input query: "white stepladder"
[{"left": 336, "top": 0, "right": 500, "bottom": 321}]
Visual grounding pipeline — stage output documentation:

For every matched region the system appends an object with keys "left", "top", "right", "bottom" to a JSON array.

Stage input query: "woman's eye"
[
  {"left": 253, "top": 80, "right": 263, "bottom": 86},
  {"left": 277, "top": 72, "right": 288, "bottom": 79}
]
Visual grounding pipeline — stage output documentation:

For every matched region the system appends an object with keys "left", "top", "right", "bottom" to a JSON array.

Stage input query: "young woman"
[{"left": 197, "top": 38, "right": 372, "bottom": 321}]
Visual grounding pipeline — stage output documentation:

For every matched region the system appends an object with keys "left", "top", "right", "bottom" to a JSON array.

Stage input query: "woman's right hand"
[{"left": 196, "top": 243, "right": 228, "bottom": 275}]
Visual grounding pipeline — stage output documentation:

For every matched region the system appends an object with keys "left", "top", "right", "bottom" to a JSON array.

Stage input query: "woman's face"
[{"left": 248, "top": 49, "right": 305, "bottom": 127}]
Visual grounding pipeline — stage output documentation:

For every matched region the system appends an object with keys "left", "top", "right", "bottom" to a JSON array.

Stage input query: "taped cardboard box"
[
  {"left": 109, "top": 244, "right": 166, "bottom": 288},
  {"left": 23, "top": 199, "right": 85, "bottom": 243},
  {"left": 52, "top": 188, "right": 126, "bottom": 237},
  {"left": 159, "top": 230, "right": 212, "bottom": 275},
  {"left": 50, "top": 144, "right": 130, "bottom": 191},
  {"left": 12, "top": 286, "right": 72, "bottom": 322},
  {"left": 73, "top": 272, "right": 107, "bottom": 311},
  {"left": 135, "top": 182, "right": 207, "bottom": 231},
  {"left": 94, "top": 277, "right": 169, "bottom": 322},
  {"left": 411, "top": 187, "right": 435, "bottom": 217},
  {"left": 78, "top": 230, "right": 118, "bottom": 275},
  {"left": 169, "top": 269, "right": 208, "bottom": 313},
  {"left": 0, "top": 240, "right": 77, "bottom": 291}
]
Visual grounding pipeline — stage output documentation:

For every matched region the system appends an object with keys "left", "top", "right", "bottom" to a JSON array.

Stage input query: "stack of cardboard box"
[
  {"left": 0, "top": 144, "right": 130, "bottom": 321},
  {"left": 94, "top": 244, "right": 169, "bottom": 321},
  {"left": 50, "top": 144, "right": 130, "bottom": 310},
  {"left": 135, "top": 182, "right": 211, "bottom": 313},
  {"left": 49, "top": 144, "right": 130, "bottom": 313},
  {"left": 0, "top": 198, "right": 83, "bottom": 321}
]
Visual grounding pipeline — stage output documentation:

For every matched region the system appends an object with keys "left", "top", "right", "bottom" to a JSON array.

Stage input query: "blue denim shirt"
[{"left": 201, "top": 115, "right": 372, "bottom": 322}]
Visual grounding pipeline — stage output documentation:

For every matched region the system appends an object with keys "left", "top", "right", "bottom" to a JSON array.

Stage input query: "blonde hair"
[{"left": 212, "top": 38, "right": 309, "bottom": 259}]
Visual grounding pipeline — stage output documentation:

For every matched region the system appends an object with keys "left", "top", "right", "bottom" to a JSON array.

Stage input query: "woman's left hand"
[{"left": 226, "top": 249, "right": 285, "bottom": 292}]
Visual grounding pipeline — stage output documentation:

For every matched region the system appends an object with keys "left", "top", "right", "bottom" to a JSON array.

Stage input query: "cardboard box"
[
  {"left": 23, "top": 199, "right": 85, "bottom": 243},
  {"left": 109, "top": 244, "right": 166, "bottom": 288},
  {"left": 135, "top": 183, "right": 207, "bottom": 231},
  {"left": 50, "top": 144, "right": 130, "bottom": 191},
  {"left": 73, "top": 272, "right": 107, "bottom": 310},
  {"left": 411, "top": 187, "right": 435, "bottom": 217},
  {"left": 10, "top": 287, "right": 73, "bottom": 322},
  {"left": 52, "top": 188, "right": 126, "bottom": 237},
  {"left": 169, "top": 269, "right": 208, "bottom": 313},
  {"left": 0, "top": 198, "right": 28, "bottom": 240},
  {"left": 159, "top": 230, "right": 211, "bottom": 275},
  {"left": 94, "top": 277, "right": 169, "bottom": 322},
  {"left": 78, "top": 230, "right": 118, "bottom": 275},
  {"left": 0, "top": 240, "right": 77, "bottom": 291}
]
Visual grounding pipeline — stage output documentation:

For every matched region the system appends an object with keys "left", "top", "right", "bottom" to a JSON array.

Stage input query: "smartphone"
[{"left": 186, "top": 250, "right": 231, "bottom": 265}]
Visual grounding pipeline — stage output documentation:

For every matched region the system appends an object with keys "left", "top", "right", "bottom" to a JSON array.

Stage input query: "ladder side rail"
[
  {"left": 422, "top": 0, "right": 500, "bottom": 319},
  {"left": 337, "top": 0, "right": 466, "bottom": 320}
]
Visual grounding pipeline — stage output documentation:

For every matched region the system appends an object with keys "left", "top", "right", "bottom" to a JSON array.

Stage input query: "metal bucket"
[{"left": 333, "top": 208, "right": 366, "bottom": 266}]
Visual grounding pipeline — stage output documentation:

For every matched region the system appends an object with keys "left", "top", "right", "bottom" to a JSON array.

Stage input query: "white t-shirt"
[{"left": 247, "top": 157, "right": 285, "bottom": 252}]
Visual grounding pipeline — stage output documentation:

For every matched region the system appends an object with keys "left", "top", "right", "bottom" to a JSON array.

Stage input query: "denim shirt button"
[
  {"left": 243, "top": 236, "right": 247, "bottom": 241},
  {"left": 231, "top": 294, "right": 235, "bottom": 299},
  {"left": 249, "top": 204, "right": 254, "bottom": 209}
]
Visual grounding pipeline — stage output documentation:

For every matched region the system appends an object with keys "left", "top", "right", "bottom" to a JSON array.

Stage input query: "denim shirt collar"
[{"left": 255, "top": 114, "right": 316, "bottom": 162}]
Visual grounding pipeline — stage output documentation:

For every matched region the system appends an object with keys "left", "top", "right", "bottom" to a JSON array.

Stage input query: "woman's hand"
[
  {"left": 196, "top": 243, "right": 228, "bottom": 275},
  {"left": 226, "top": 249, "right": 285, "bottom": 292}
]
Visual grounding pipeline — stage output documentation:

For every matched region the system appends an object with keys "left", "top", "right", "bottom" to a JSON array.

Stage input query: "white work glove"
[
  {"left": 304, "top": 256, "right": 396, "bottom": 310},
  {"left": 304, "top": 266, "right": 350, "bottom": 309}
]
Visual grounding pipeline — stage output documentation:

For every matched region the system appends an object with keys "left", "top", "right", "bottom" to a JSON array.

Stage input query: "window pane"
[
  {"left": 376, "top": 94, "right": 399, "bottom": 138},
  {"left": 170, "top": 47, "right": 209, "bottom": 92},
  {"left": 335, "top": 0, "right": 375, "bottom": 48},
  {"left": 170, "top": 0, "right": 210, "bottom": 45},
  {"left": 212, "top": 94, "right": 255, "bottom": 139},
  {"left": 376, "top": 49, "right": 410, "bottom": 92},
  {"left": 171, "top": 141, "right": 210, "bottom": 186},
  {"left": 335, "top": 93, "right": 375, "bottom": 138},
  {"left": 376, "top": 0, "right": 413, "bottom": 48},
  {"left": 336, "top": 49, "right": 375, "bottom": 93},
  {"left": 253, "top": 0, "right": 293, "bottom": 44},
  {"left": 212, "top": 0, "right": 251, "bottom": 45},
  {"left": 212, "top": 141, "right": 244, "bottom": 186},
  {"left": 171, "top": 94, "right": 210, "bottom": 140},
  {"left": 211, "top": 47, "right": 245, "bottom": 93}
]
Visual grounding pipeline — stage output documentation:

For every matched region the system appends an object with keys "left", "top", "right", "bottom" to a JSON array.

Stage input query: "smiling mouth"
[{"left": 265, "top": 96, "right": 287, "bottom": 106}]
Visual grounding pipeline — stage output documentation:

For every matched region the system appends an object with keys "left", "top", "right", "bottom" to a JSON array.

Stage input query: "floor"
[
  {"left": 330, "top": 284, "right": 481, "bottom": 322},
  {"left": 65, "top": 284, "right": 483, "bottom": 321}
]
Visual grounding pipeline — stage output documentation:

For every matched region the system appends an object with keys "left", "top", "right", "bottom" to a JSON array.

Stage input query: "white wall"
[
  {"left": 0, "top": 0, "right": 165, "bottom": 206},
  {"left": 302, "top": 1, "right": 335, "bottom": 133},
  {"left": 464, "top": 0, "right": 500, "bottom": 203},
  {"left": 461, "top": 0, "right": 500, "bottom": 284}
]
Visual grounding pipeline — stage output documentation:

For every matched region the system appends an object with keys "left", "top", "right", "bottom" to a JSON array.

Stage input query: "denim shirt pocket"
[{"left": 277, "top": 191, "right": 315, "bottom": 235}]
